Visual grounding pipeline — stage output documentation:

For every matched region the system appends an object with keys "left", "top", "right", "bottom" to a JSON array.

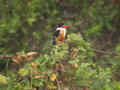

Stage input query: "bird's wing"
[{"left": 54, "top": 30, "right": 60, "bottom": 37}]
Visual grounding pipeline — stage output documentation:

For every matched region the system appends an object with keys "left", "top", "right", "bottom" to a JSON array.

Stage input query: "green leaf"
[{"left": 115, "top": 43, "right": 120, "bottom": 53}]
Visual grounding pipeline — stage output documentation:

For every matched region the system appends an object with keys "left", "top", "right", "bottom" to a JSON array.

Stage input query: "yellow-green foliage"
[{"left": 0, "top": 74, "right": 8, "bottom": 87}]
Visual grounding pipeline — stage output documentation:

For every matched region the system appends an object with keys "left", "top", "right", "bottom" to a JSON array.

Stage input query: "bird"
[{"left": 52, "top": 23, "right": 69, "bottom": 45}]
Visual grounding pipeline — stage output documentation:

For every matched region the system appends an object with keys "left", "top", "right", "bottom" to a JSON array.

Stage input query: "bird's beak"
[{"left": 62, "top": 25, "right": 69, "bottom": 29}]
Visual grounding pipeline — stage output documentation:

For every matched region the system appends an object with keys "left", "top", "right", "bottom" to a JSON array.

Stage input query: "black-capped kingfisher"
[{"left": 52, "top": 23, "right": 69, "bottom": 45}]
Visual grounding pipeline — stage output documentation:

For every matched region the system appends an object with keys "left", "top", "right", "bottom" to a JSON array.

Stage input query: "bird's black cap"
[{"left": 56, "top": 23, "right": 64, "bottom": 28}]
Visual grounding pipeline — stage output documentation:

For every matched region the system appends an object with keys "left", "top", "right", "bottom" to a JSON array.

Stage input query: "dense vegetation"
[{"left": 0, "top": 0, "right": 120, "bottom": 90}]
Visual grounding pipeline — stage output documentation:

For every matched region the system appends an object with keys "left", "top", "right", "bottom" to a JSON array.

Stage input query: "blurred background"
[{"left": 0, "top": 0, "right": 119, "bottom": 53}]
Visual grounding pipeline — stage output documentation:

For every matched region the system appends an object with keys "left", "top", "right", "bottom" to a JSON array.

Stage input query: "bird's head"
[{"left": 56, "top": 23, "right": 69, "bottom": 30}]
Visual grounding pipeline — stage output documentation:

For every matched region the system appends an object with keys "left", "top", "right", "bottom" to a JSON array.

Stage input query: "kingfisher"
[{"left": 52, "top": 23, "right": 69, "bottom": 45}]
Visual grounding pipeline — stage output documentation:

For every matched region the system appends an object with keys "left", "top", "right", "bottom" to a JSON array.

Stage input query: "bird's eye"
[{"left": 57, "top": 23, "right": 64, "bottom": 27}]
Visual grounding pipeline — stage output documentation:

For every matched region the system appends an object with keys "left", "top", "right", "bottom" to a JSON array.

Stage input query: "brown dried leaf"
[
  {"left": 72, "top": 64, "right": 78, "bottom": 68},
  {"left": 112, "top": 0, "right": 119, "bottom": 8},
  {"left": 60, "top": 64, "right": 65, "bottom": 72},
  {"left": 31, "top": 62, "right": 37, "bottom": 68},
  {"left": 12, "top": 56, "right": 19, "bottom": 64},
  {"left": 27, "top": 52, "right": 38, "bottom": 57},
  {"left": 56, "top": 0, "right": 60, "bottom": 4},
  {"left": 55, "top": 63, "right": 59, "bottom": 71},
  {"left": 34, "top": 75, "right": 44, "bottom": 79},
  {"left": 12, "top": 53, "right": 26, "bottom": 64}
]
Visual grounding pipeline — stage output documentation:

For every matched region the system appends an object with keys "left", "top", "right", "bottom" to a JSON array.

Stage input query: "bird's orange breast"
[
  {"left": 56, "top": 31, "right": 65, "bottom": 44},
  {"left": 56, "top": 31, "right": 65, "bottom": 41}
]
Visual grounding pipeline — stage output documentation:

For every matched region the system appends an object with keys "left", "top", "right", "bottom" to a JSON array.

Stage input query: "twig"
[
  {"left": 56, "top": 78, "right": 61, "bottom": 90},
  {"left": 80, "top": 86, "right": 89, "bottom": 90},
  {"left": 0, "top": 55, "right": 12, "bottom": 59},
  {"left": 94, "top": 49, "right": 120, "bottom": 56},
  {"left": 30, "top": 69, "right": 33, "bottom": 89}
]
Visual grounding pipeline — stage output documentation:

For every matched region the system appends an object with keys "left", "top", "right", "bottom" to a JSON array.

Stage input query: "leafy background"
[{"left": 0, "top": 0, "right": 120, "bottom": 90}]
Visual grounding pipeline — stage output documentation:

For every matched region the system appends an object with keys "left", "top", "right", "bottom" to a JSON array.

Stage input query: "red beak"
[{"left": 61, "top": 25, "right": 69, "bottom": 29}]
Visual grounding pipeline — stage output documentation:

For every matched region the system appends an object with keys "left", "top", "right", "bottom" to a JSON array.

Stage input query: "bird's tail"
[{"left": 52, "top": 38, "right": 56, "bottom": 45}]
